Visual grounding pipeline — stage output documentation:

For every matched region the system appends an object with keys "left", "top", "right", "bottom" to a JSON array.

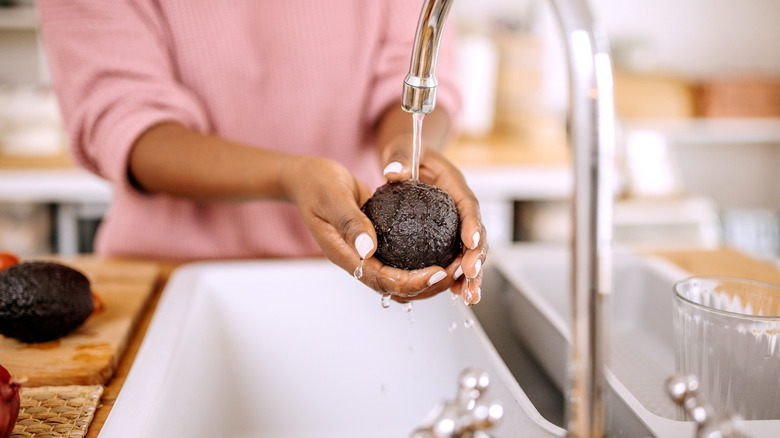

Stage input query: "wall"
[{"left": 454, "top": 0, "right": 780, "bottom": 114}]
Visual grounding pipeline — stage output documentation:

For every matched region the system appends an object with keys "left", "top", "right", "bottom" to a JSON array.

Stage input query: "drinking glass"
[{"left": 673, "top": 276, "right": 780, "bottom": 420}]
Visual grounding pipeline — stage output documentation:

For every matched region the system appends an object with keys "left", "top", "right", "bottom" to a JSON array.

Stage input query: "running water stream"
[{"left": 411, "top": 112, "right": 424, "bottom": 182}]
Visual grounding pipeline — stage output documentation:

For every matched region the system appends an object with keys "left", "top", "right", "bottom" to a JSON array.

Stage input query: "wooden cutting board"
[{"left": 0, "top": 257, "right": 160, "bottom": 387}]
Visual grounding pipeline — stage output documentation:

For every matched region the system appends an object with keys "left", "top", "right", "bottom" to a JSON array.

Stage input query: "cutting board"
[{"left": 0, "top": 257, "right": 160, "bottom": 387}]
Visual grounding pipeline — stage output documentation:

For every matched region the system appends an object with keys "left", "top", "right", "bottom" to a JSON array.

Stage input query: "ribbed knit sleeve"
[{"left": 36, "top": 0, "right": 209, "bottom": 185}]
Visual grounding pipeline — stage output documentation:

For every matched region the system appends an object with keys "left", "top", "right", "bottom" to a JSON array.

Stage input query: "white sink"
[
  {"left": 491, "top": 244, "right": 780, "bottom": 438},
  {"left": 99, "top": 259, "right": 566, "bottom": 438}
]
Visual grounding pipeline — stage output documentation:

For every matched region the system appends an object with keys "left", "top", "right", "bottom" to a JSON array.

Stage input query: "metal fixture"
[
  {"left": 402, "top": 0, "right": 455, "bottom": 114},
  {"left": 411, "top": 367, "right": 504, "bottom": 438},
  {"left": 666, "top": 374, "right": 752, "bottom": 438},
  {"left": 403, "top": 0, "right": 615, "bottom": 436}
]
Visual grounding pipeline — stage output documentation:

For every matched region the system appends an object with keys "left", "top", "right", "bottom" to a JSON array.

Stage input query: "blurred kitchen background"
[{"left": 1, "top": 0, "right": 779, "bottom": 263}]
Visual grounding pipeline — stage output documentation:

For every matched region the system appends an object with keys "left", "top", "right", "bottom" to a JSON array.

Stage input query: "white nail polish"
[
  {"left": 473, "top": 287, "right": 482, "bottom": 304},
  {"left": 474, "top": 258, "right": 482, "bottom": 276},
  {"left": 472, "top": 231, "right": 480, "bottom": 248},
  {"left": 454, "top": 265, "right": 463, "bottom": 279},
  {"left": 428, "top": 271, "right": 447, "bottom": 286},
  {"left": 383, "top": 161, "right": 403, "bottom": 175},
  {"left": 355, "top": 233, "right": 374, "bottom": 259}
]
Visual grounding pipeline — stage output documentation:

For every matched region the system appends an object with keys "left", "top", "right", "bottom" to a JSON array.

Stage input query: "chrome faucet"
[
  {"left": 402, "top": 0, "right": 455, "bottom": 114},
  {"left": 403, "top": 1, "right": 615, "bottom": 437}
]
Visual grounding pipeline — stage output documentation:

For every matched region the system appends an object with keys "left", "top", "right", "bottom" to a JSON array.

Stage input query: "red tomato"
[{"left": 0, "top": 253, "right": 19, "bottom": 271}]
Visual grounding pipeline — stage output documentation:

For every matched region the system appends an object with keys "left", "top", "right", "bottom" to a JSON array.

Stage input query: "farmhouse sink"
[{"left": 99, "top": 258, "right": 567, "bottom": 438}]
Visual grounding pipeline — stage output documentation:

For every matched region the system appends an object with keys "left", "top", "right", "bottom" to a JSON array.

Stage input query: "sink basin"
[
  {"left": 99, "top": 259, "right": 566, "bottom": 437},
  {"left": 487, "top": 244, "right": 780, "bottom": 437}
]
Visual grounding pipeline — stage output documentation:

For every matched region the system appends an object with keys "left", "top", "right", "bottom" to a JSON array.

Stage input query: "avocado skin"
[
  {"left": 0, "top": 261, "right": 94, "bottom": 343},
  {"left": 361, "top": 180, "right": 461, "bottom": 270}
]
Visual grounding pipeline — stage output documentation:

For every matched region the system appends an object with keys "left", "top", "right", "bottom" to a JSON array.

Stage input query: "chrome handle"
[
  {"left": 666, "top": 374, "right": 751, "bottom": 438},
  {"left": 410, "top": 368, "right": 504, "bottom": 438}
]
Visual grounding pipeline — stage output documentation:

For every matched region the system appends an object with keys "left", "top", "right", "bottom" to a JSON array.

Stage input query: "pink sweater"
[{"left": 36, "top": 1, "right": 461, "bottom": 261}]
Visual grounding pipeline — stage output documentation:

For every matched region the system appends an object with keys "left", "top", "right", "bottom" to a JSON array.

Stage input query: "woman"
[{"left": 36, "top": 0, "right": 486, "bottom": 304}]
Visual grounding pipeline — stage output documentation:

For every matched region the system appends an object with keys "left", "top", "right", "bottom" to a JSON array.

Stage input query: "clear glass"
[{"left": 673, "top": 276, "right": 780, "bottom": 420}]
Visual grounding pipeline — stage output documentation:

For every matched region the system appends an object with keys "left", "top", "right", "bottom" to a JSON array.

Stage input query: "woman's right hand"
[{"left": 281, "top": 155, "right": 460, "bottom": 300}]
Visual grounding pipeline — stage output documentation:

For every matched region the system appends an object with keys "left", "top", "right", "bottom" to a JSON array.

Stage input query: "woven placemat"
[{"left": 11, "top": 385, "right": 103, "bottom": 438}]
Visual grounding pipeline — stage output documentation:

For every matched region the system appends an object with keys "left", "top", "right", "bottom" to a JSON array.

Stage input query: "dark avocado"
[
  {"left": 361, "top": 180, "right": 461, "bottom": 270},
  {"left": 0, "top": 261, "right": 94, "bottom": 343}
]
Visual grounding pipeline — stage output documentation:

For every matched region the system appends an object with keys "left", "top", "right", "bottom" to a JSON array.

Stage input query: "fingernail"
[
  {"left": 472, "top": 231, "right": 480, "bottom": 249},
  {"left": 473, "top": 287, "right": 482, "bottom": 304},
  {"left": 473, "top": 258, "right": 482, "bottom": 277},
  {"left": 454, "top": 265, "right": 463, "bottom": 279},
  {"left": 383, "top": 161, "right": 403, "bottom": 175},
  {"left": 428, "top": 271, "right": 447, "bottom": 286},
  {"left": 355, "top": 233, "right": 374, "bottom": 259}
]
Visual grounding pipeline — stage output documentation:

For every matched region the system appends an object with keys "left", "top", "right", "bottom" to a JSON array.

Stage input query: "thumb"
[
  {"left": 330, "top": 190, "right": 378, "bottom": 261},
  {"left": 307, "top": 192, "right": 378, "bottom": 266},
  {"left": 380, "top": 135, "right": 414, "bottom": 182},
  {"left": 323, "top": 188, "right": 377, "bottom": 261}
]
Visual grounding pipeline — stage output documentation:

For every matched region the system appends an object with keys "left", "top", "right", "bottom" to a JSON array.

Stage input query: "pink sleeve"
[
  {"left": 36, "top": 0, "right": 209, "bottom": 185},
  {"left": 365, "top": 1, "right": 462, "bottom": 132}
]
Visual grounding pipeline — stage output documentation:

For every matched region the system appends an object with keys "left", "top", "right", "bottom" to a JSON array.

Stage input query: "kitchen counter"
[{"left": 72, "top": 246, "right": 779, "bottom": 437}]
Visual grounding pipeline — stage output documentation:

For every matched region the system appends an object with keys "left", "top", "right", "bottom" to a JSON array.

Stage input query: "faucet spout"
[{"left": 402, "top": 0, "right": 455, "bottom": 114}]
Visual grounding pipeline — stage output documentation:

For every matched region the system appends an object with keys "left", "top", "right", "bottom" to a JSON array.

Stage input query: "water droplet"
[
  {"left": 464, "top": 319, "right": 475, "bottom": 329},
  {"left": 353, "top": 259, "right": 364, "bottom": 280},
  {"left": 403, "top": 302, "right": 414, "bottom": 313},
  {"left": 463, "top": 278, "right": 473, "bottom": 306},
  {"left": 381, "top": 294, "right": 392, "bottom": 309},
  {"left": 448, "top": 322, "right": 458, "bottom": 333}
]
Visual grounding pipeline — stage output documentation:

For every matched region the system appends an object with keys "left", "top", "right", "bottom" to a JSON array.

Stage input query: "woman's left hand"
[{"left": 379, "top": 134, "right": 487, "bottom": 306}]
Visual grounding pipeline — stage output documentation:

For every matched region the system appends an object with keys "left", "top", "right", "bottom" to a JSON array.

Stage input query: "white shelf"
[
  {"left": 0, "top": 5, "right": 37, "bottom": 31},
  {"left": 0, "top": 168, "right": 112, "bottom": 203},
  {"left": 620, "top": 118, "right": 780, "bottom": 145}
]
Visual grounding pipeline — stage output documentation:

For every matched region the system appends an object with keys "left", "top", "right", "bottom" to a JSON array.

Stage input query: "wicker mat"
[{"left": 11, "top": 385, "right": 103, "bottom": 438}]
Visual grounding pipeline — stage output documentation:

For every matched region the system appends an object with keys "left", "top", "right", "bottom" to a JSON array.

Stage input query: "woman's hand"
[
  {"left": 281, "top": 155, "right": 461, "bottom": 300},
  {"left": 374, "top": 106, "right": 487, "bottom": 306},
  {"left": 380, "top": 136, "right": 487, "bottom": 305}
]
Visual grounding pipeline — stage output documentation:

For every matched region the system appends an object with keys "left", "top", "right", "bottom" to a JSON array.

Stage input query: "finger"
[
  {"left": 448, "top": 267, "right": 482, "bottom": 306},
  {"left": 462, "top": 272, "right": 482, "bottom": 305},
  {"left": 300, "top": 178, "right": 376, "bottom": 272},
  {"left": 323, "top": 185, "right": 377, "bottom": 261},
  {"left": 460, "top": 229, "right": 487, "bottom": 280},
  {"left": 460, "top": 202, "right": 484, "bottom": 251},
  {"left": 360, "top": 255, "right": 460, "bottom": 299},
  {"left": 360, "top": 260, "right": 440, "bottom": 297}
]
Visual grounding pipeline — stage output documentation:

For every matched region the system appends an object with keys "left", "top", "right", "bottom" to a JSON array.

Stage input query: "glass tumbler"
[{"left": 673, "top": 276, "right": 780, "bottom": 420}]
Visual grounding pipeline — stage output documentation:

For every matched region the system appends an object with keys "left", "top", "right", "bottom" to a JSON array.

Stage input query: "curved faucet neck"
[{"left": 402, "top": 0, "right": 455, "bottom": 114}]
